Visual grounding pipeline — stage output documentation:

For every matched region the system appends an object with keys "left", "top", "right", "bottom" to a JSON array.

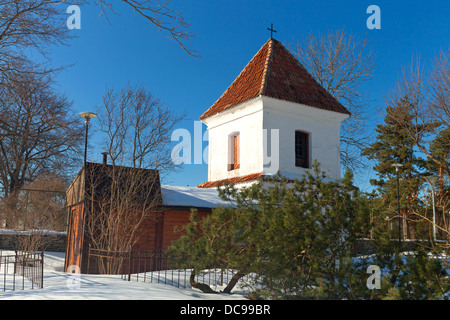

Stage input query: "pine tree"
[
  {"left": 362, "top": 98, "right": 425, "bottom": 239},
  {"left": 427, "top": 126, "right": 450, "bottom": 177},
  {"left": 167, "top": 162, "right": 372, "bottom": 299},
  {"left": 422, "top": 127, "right": 450, "bottom": 242},
  {"left": 363, "top": 99, "right": 449, "bottom": 299}
]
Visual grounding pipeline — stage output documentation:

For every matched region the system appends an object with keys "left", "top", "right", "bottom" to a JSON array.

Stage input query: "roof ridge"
[
  {"left": 264, "top": 40, "right": 351, "bottom": 115},
  {"left": 272, "top": 40, "right": 347, "bottom": 109},
  {"left": 200, "top": 39, "right": 271, "bottom": 120},
  {"left": 259, "top": 38, "right": 274, "bottom": 96},
  {"left": 200, "top": 38, "right": 350, "bottom": 120}
]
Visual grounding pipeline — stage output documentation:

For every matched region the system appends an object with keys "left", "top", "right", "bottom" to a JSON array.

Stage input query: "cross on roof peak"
[{"left": 267, "top": 23, "right": 277, "bottom": 39}]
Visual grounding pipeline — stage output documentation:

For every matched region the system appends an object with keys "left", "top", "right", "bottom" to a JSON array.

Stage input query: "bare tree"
[
  {"left": 0, "top": 0, "right": 196, "bottom": 86},
  {"left": 294, "top": 30, "right": 376, "bottom": 172},
  {"left": 389, "top": 52, "right": 449, "bottom": 177},
  {"left": 429, "top": 49, "right": 450, "bottom": 127},
  {"left": 0, "top": 70, "right": 83, "bottom": 227},
  {"left": 96, "top": 83, "right": 184, "bottom": 174},
  {"left": 10, "top": 174, "right": 67, "bottom": 251},
  {"left": 0, "top": 0, "right": 72, "bottom": 83},
  {"left": 388, "top": 51, "right": 450, "bottom": 241},
  {"left": 83, "top": 84, "right": 182, "bottom": 274}
]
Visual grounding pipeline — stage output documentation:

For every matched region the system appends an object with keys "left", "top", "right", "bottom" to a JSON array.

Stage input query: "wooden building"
[{"left": 64, "top": 162, "right": 231, "bottom": 274}]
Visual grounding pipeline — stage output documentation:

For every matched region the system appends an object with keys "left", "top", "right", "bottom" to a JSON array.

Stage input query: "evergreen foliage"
[
  {"left": 167, "top": 161, "right": 449, "bottom": 299},
  {"left": 362, "top": 98, "right": 450, "bottom": 299},
  {"left": 167, "top": 162, "right": 375, "bottom": 299},
  {"left": 362, "top": 98, "right": 425, "bottom": 239},
  {"left": 363, "top": 97, "right": 449, "bottom": 241}
]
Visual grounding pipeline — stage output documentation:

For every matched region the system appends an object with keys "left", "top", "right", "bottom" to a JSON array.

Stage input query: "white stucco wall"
[
  {"left": 201, "top": 95, "right": 348, "bottom": 183},
  {"left": 202, "top": 97, "right": 265, "bottom": 182},
  {"left": 261, "top": 96, "right": 348, "bottom": 180}
]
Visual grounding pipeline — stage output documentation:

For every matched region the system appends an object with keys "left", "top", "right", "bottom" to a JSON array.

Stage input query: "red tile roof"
[
  {"left": 196, "top": 172, "right": 263, "bottom": 188},
  {"left": 196, "top": 172, "right": 303, "bottom": 188},
  {"left": 200, "top": 39, "right": 350, "bottom": 120}
]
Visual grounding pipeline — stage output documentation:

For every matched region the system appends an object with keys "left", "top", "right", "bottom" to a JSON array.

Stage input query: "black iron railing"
[
  {"left": 87, "top": 245, "right": 253, "bottom": 290},
  {"left": 0, "top": 250, "right": 44, "bottom": 291}
]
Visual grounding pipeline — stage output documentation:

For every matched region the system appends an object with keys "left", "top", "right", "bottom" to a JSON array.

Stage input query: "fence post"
[
  {"left": 22, "top": 254, "right": 25, "bottom": 290},
  {"left": 87, "top": 244, "right": 91, "bottom": 274},
  {"left": 128, "top": 244, "right": 132, "bottom": 281},
  {"left": 14, "top": 250, "right": 18, "bottom": 275},
  {"left": 13, "top": 251, "right": 17, "bottom": 291},
  {"left": 40, "top": 251, "right": 44, "bottom": 289}
]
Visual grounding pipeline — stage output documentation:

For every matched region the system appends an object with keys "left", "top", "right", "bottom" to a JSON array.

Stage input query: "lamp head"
[
  {"left": 78, "top": 112, "right": 97, "bottom": 124},
  {"left": 391, "top": 163, "right": 403, "bottom": 172},
  {"left": 424, "top": 175, "right": 439, "bottom": 187}
]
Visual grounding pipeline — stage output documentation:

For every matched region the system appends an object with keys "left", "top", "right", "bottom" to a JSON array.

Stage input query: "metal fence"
[
  {"left": 87, "top": 246, "right": 253, "bottom": 290},
  {"left": 0, "top": 251, "right": 44, "bottom": 291}
]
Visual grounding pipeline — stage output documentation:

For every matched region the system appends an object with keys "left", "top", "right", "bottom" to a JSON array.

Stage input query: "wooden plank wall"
[
  {"left": 131, "top": 208, "right": 211, "bottom": 251},
  {"left": 64, "top": 203, "right": 84, "bottom": 272},
  {"left": 161, "top": 209, "right": 211, "bottom": 250},
  {"left": 64, "top": 206, "right": 213, "bottom": 274},
  {"left": 132, "top": 210, "right": 162, "bottom": 250}
]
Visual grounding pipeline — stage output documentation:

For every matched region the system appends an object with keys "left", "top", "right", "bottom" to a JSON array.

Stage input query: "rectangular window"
[
  {"left": 228, "top": 133, "right": 240, "bottom": 171},
  {"left": 233, "top": 134, "right": 240, "bottom": 169},
  {"left": 295, "top": 131, "right": 309, "bottom": 168}
]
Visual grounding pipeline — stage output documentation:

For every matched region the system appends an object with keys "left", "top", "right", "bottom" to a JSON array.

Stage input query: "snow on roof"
[
  {"left": 162, "top": 174, "right": 336, "bottom": 209},
  {"left": 161, "top": 185, "right": 234, "bottom": 209}
]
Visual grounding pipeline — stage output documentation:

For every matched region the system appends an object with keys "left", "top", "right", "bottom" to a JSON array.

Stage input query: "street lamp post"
[
  {"left": 77, "top": 111, "right": 97, "bottom": 274},
  {"left": 424, "top": 175, "right": 439, "bottom": 242},
  {"left": 392, "top": 163, "right": 403, "bottom": 244},
  {"left": 78, "top": 112, "right": 97, "bottom": 167}
]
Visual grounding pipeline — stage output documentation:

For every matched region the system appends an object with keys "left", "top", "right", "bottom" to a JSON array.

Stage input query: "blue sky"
[{"left": 48, "top": 0, "right": 449, "bottom": 190}]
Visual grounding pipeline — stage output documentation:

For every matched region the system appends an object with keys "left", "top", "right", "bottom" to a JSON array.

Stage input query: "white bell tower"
[{"left": 197, "top": 39, "right": 349, "bottom": 188}]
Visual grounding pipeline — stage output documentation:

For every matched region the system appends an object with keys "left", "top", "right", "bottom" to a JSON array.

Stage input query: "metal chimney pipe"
[{"left": 101, "top": 152, "right": 108, "bottom": 165}]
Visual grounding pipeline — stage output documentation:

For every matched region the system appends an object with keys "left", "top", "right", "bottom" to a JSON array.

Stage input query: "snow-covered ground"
[
  {"left": 2, "top": 250, "right": 448, "bottom": 301},
  {"left": 0, "top": 251, "right": 248, "bottom": 300}
]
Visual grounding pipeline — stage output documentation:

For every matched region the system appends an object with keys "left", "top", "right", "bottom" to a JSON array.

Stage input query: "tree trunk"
[
  {"left": 223, "top": 271, "right": 247, "bottom": 294},
  {"left": 189, "top": 270, "right": 217, "bottom": 294}
]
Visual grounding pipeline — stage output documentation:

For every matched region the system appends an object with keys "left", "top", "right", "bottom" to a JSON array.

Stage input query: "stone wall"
[
  {"left": 0, "top": 232, "right": 67, "bottom": 252},
  {"left": 353, "top": 239, "right": 431, "bottom": 255},
  {"left": 1, "top": 234, "right": 438, "bottom": 255}
]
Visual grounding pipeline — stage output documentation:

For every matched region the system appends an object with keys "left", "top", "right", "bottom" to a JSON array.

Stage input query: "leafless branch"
[
  {"left": 83, "top": 163, "right": 161, "bottom": 274},
  {"left": 96, "top": 83, "right": 184, "bottom": 175},
  {"left": 294, "top": 30, "right": 376, "bottom": 172},
  {"left": 0, "top": 1, "right": 72, "bottom": 83},
  {"left": 61, "top": 0, "right": 198, "bottom": 57},
  {"left": 388, "top": 53, "right": 450, "bottom": 177},
  {"left": 0, "top": 66, "right": 83, "bottom": 205}
]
